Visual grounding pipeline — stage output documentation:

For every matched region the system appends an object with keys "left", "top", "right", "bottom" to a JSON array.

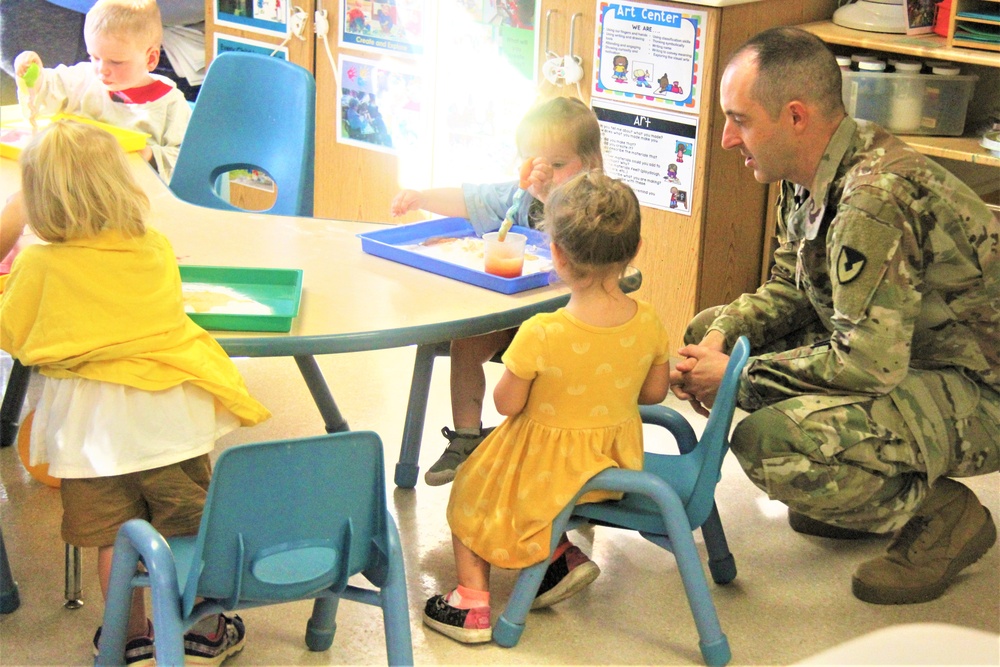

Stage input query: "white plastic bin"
[{"left": 841, "top": 71, "right": 978, "bottom": 136}]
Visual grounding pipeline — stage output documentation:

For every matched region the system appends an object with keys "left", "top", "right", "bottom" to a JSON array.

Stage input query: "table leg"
[
  {"left": 65, "top": 544, "right": 83, "bottom": 609},
  {"left": 0, "top": 525, "right": 20, "bottom": 614},
  {"left": 1, "top": 361, "right": 31, "bottom": 448},
  {"left": 394, "top": 342, "right": 448, "bottom": 489},
  {"left": 294, "top": 355, "right": 350, "bottom": 434}
]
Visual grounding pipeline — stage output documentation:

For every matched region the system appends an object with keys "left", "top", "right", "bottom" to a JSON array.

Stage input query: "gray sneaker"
[{"left": 424, "top": 426, "right": 494, "bottom": 486}]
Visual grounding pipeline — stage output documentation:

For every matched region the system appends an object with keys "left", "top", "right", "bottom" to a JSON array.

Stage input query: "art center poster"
[
  {"left": 592, "top": 0, "right": 707, "bottom": 114},
  {"left": 593, "top": 99, "right": 697, "bottom": 214}
]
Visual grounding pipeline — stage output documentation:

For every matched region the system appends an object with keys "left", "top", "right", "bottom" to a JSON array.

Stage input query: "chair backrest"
[
  {"left": 170, "top": 52, "right": 316, "bottom": 216},
  {"left": 684, "top": 336, "right": 750, "bottom": 526},
  {"left": 180, "top": 431, "right": 388, "bottom": 616}
]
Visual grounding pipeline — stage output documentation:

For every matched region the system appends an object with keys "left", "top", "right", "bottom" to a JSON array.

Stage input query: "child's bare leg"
[
  {"left": 98, "top": 545, "right": 148, "bottom": 638},
  {"left": 449, "top": 330, "right": 512, "bottom": 429},
  {"left": 452, "top": 533, "right": 490, "bottom": 591},
  {"left": 425, "top": 329, "right": 516, "bottom": 486}
]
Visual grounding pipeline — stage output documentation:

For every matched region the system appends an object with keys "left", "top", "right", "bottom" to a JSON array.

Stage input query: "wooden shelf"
[
  {"left": 900, "top": 135, "right": 1000, "bottom": 168},
  {"left": 800, "top": 21, "right": 1000, "bottom": 167},
  {"left": 799, "top": 20, "right": 1000, "bottom": 67}
]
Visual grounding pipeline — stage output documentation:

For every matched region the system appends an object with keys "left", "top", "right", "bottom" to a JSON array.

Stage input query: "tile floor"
[{"left": 1, "top": 348, "right": 998, "bottom": 665}]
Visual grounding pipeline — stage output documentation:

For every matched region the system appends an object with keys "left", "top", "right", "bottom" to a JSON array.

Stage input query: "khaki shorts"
[{"left": 60, "top": 455, "right": 212, "bottom": 548}]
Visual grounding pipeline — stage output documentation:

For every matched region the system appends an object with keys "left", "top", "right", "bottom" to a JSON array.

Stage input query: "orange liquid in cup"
[
  {"left": 483, "top": 231, "right": 527, "bottom": 278},
  {"left": 485, "top": 254, "right": 525, "bottom": 278}
]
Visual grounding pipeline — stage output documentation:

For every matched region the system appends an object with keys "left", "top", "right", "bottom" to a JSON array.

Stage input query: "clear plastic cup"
[{"left": 483, "top": 231, "right": 527, "bottom": 278}]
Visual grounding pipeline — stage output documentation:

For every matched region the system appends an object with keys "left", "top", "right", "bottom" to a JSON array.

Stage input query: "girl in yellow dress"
[{"left": 424, "top": 171, "right": 672, "bottom": 644}]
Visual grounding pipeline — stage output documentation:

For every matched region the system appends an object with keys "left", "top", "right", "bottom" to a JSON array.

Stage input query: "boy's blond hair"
[
  {"left": 84, "top": 0, "right": 163, "bottom": 50},
  {"left": 516, "top": 97, "right": 604, "bottom": 171},
  {"left": 20, "top": 120, "right": 148, "bottom": 243}
]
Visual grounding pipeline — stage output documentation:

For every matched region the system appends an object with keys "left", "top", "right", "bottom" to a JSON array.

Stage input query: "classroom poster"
[
  {"left": 213, "top": 34, "right": 288, "bottom": 60},
  {"left": 592, "top": 1, "right": 706, "bottom": 114},
  {"left": 215, "top": 0, "right": 289, "bottom": 36},
  {"left": 340, "top": 0, "right": 427, "bottom": 56},
  {"left": 592, "top": 99, "right": 697, "bottom": 214},
  {"left": 337, "top": 56, "right": 425, "bottom": 156}
]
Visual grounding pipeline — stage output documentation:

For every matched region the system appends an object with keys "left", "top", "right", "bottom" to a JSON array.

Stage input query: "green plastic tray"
[{"left": 179, "top": 265, "right": 303, "bottom": 333}]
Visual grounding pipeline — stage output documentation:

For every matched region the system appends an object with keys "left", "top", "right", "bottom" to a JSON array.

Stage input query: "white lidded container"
[{"left": 888, "top": 61, "right": 925, "bottom": 133}]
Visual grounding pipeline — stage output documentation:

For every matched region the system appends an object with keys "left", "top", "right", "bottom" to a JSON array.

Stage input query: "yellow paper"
[{"left": 0, "top": 113, "right": 150, "bottom": 160}]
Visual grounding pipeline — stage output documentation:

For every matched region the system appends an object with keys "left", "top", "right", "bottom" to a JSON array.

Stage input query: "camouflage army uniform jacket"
[{"left": 707, "top": 117, "right": 1000, "bottom": 413}]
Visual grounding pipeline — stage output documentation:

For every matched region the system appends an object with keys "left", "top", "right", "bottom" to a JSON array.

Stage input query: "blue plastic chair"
[
  {"left": 170, "top": 51, "right": 316, "bottom": 216},
  {"left": 96, "top": 431, "right": 413, "bottom": 666},
  {"left": 493, "top": 336, "right": 751, "bottom": 667}
]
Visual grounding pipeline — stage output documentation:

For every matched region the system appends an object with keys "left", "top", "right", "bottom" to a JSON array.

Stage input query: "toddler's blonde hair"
[
  {"left": 85, "top": 0, "right": 163, "bottom": 50},
  {"left": 544, "top": 171, "right": 641, "bottom": 279},
  {"left": 20, "top": 120, "right": 148, "bottom": 243},
  {"left": 516, "top": 97, "right": 604, "bottom": 171}
]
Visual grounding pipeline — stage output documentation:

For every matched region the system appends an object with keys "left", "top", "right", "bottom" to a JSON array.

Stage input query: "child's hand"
[
  {"left": 390, "top": 189, "right": 421, "bottom": 217},
  {"left": 14, "top": 52, "right": 43, "bottom": 79},
  {"left": 521, "top": 158, "right": 555, "bottom": 202}
]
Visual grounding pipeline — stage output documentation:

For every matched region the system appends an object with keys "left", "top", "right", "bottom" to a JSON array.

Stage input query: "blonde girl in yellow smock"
[
  {"left": 0, "top": 120, "right": 270, "bottom": 666},
  {"left": 423, "top": 172, "right": 672, "bottom": 644}
]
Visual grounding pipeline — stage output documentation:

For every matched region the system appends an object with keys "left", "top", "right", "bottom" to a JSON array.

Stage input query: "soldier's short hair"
[{"left": 729, "top": 27, "right": 845, "bottom": 120}]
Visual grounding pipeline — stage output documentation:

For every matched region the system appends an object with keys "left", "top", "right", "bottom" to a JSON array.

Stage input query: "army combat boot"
[{"left": 852, "top": 478, "right": 996, "bottom": 604}]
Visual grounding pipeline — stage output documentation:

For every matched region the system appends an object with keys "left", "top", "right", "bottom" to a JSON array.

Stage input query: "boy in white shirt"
[{"left": 14, "top": 0, "right": 190, "bottom": 181}]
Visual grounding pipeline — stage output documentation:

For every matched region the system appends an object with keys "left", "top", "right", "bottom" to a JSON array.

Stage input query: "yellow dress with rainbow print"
[{"left": 447, "top": 300, "right": 670, "bottom": 569}]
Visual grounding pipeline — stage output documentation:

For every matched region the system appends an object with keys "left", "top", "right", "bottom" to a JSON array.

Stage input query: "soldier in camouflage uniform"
[{"left": 671, "top": 27, "right": 999, "bottom": 605}]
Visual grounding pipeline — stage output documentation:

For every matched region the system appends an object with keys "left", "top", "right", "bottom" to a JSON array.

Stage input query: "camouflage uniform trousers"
[{"left": 685, "top": 307, "right": 1000, "bottom": 533}]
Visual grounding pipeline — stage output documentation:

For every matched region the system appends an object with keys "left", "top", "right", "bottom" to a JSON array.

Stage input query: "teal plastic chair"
[
  {"left": 493, "top": 336, "right": 751, "bottom": 667},
  {"left": 170, "top": 51, "right": 316, "bottom": 216},
  {"left": 96, "top": 431, "right": 413, "bottom": 666}
]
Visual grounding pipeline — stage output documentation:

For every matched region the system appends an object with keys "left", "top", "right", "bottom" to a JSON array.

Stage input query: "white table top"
[{"left": 0, "top": 154, "right": 587, "bottom": 358}]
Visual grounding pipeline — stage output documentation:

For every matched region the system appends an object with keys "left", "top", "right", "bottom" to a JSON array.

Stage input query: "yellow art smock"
[{"left": 0, "top": 227, "right": 270, "bottom": 426}]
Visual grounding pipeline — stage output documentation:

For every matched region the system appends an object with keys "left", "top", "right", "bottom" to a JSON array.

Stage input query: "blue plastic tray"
[{"left": 358, "top": 218, "right": 555, "bottom": 295}]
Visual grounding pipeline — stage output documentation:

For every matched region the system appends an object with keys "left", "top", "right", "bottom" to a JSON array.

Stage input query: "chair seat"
[{"left": 574, "top": 453, "right": 703, "bottom": 536}]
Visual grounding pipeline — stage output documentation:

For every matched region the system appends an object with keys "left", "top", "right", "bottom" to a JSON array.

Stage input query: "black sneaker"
[
  {"left": 183, "top": 614, "right": 245, "bottom": 666},
  {"left": 92, "top": 624, "right": 156, "bottom": 666},
  {"left": 423, "top": 426, "right": 495, "bottom": 486},
  {"left": 422, "top": 594, "right": 492, "bottom": 644},
  {"left": 531, "top": 544, "right": 600, "bottom": 609}
]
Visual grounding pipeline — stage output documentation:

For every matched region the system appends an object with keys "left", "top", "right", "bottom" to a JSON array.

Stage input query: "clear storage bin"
[{"left": 841, "top": 71, "right": 978, "bottom": 136}]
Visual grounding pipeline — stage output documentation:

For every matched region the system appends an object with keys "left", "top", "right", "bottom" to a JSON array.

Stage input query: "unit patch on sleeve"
[
  {"left": 830, "top": 214, "right": 902, "bottom": 323},
  {"left": 836, "top": 246, "right": 866, "bottom": 284}
]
